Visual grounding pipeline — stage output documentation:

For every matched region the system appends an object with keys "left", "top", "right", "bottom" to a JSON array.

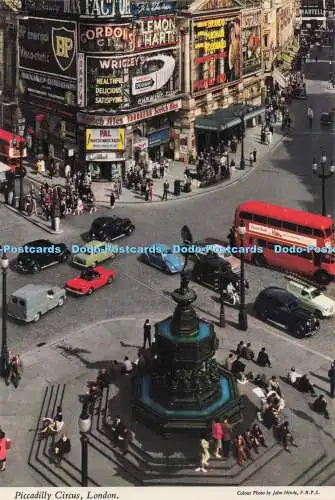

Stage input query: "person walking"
[
  {"left": 307, "top": 107, "right": 314, "bottom": 129},
  {"left": 143, "top": 319, "right": 152, "bottom": 349},
  {"left": 221, "top": 418, "right": 232, "bottom": 458},
  {"left": 195, "top": 438, "right": 210, "bottom": 473},
  {"left": 162, "top": 180, "right": 169, "bottom": 201},
  {"left": 252, "top": 148, "right": 257, "bottom": 163},
  {"left": 110, "top": 192, "right": 115, "bottom": 209},
  {"left": 328, "top": 361, "right": 335, "bottom": 398},
  {"left": 0, "top": 430, "right": 11, "bottom": 471}
]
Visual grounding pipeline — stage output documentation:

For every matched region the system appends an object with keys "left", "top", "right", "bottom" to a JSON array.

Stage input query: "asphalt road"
[{"left": 2, "top": 46, "right": 335, "bottom": 359}]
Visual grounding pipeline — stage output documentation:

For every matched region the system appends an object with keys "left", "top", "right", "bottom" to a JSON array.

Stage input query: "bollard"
[{"left": 52, "top": 217, "right": 60, "bottom": 232}]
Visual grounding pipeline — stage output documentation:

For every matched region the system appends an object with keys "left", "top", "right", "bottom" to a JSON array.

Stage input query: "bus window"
[
  {"left": 240, "top": 211, "right": 252, "bottom": 220},
  {"left": 325, "top": 227, "right": 333, "bottom": 237},
  {"left": 298, "top": 225, "right": 313, "bottom": 235},
  {"left": 268, "top": 218, "right": 282, "bottom": 227},
  {"left": 283, "top": 221, "right": 297, "bottom": 231},
  {"left": 257, "top": 239, "right": 267, "bottom": 247},
  {"left": 313, "top": 229, "right": 324, "bottom": 237},
  {"left": 313, "top": 252, "right": 322, "bottom": 267},
  {"left": 267, "top": 242, "right": 276, "bottom": 250},
  {"left": 254, "top": 215, "right": 267, "bottom": 223}
]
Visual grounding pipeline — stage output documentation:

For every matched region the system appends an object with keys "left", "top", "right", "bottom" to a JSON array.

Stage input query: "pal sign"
[
  {"left": 86, "top": 128, "right": 125, "bottom": 151},
  {"left": 132, "top": 54, "right": 175, "bottom": 96},
  {"left": 82, "top": 0, "right": 131, "bottom": 17}
]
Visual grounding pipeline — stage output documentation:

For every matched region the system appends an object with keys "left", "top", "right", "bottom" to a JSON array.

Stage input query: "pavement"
[
  {"left": 24, "top": 121, "right": 286, "bottom": 207},
  {"left": 0, "top": 310, "right": 334, "bottom": 487}
]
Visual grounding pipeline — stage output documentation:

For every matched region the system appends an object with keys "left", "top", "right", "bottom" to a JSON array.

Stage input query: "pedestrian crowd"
[
  {"left": 125, "top": 157, "right": 170, "bottom": 201},
  {"left": 37, "top": 172, "right": 97, "bottom": 220}
]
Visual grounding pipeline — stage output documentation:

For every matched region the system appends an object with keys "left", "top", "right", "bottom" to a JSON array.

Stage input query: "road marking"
[
  {"left": 248, "top": 317, "right": 333, "bottom": 362},
  {"left": 113, "top": 267, "right": 333, "bottom": 362}
]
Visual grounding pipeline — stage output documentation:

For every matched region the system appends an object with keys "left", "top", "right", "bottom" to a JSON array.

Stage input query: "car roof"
[
  {"left": 156, "top": 244, "right": 169, "bottom": 251},
  {"left": 25, "top": 239, "right": 51, "bottom": 247},
  {"left": 11, "top": 284, "right": 56, "bottom": 299},
  {"left": 85, "top": 240, "right": 106, "bottom": 247},
  {"left": 197, "top": 254, "right": 231, "bottom": 267},
  {"left": 262, "top": 287, "right": 297, "bottom": 301},
  {"left": 198, "top": 237, "right": 227, "bottom": 246}
]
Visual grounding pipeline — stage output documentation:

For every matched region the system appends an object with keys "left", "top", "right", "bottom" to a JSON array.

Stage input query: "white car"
[{"left": 286, "top": 280, "right": 335, "bottom": 318}]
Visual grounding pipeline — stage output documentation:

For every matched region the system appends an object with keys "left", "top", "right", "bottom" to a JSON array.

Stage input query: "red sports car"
[{"left": 65, "top": 266, "right": 116, "bottom": 295}]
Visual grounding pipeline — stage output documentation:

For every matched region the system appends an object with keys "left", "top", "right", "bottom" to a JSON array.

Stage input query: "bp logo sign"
[{"left": 52, "top": 27, "right": 76, "bottom": 72}]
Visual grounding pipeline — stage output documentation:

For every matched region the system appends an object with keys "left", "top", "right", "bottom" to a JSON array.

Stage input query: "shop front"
[
  {"left": 77, "top": 98, "right": 182, "bottom": 175},
  {"left": 147, "top": 127, "right": 171, "bottom": 161},
  {"left": 85, "top": 127, "right": 125, "bottom": 181}
]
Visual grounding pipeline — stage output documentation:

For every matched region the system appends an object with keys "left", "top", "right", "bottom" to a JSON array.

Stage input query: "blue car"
[{"left": 142, "top": 244, "right": 184, "bottom": 273}]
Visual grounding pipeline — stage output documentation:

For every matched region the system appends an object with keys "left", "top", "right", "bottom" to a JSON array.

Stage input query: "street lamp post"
[
  {"left": 219, "top": 266, "right": 226, "bottom": 328},
  {"left": 1, "top": 254, "right": 9, "bottom": 382},
  {"left": 238, "top": 222, "right": 248, "bottom": 331},
  {"left": 11, "top": 140, "right": 17, "bottom": 208},
  {"left": 78, "top": 402, "right": 91, "bottom": 487},
  {"left": 239, "top": 116, "right": 246, "bottom": 170},
  {"left": 312, "top": 153, "right": 335, "bottom": 216},
  {"left": 17, "top": 116, "right": 26, "bottom": 212}
]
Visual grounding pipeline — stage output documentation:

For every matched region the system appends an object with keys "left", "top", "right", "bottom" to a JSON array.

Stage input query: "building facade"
[
  {"left": 178, "top": 0, "right": 265, "bottom": 162},
  {"left": 19, "top": 0, "right": 182, "bottom": 180},
  {"left": 17, "top": 0, "right": 298, "bottom": 173},
  {"left": 0, "top": 0, "right": 20, "bottom": 130}
]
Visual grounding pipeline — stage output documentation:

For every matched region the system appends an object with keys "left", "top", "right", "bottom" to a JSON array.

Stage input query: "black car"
[
  {"left": 16, "top": 239, "right": 70, "bottom": 273},
  {"left": 320, "top": 110, "right": 335, "bottom": 126},
  {"left": 191, "top": 254, "right": 239, "bottom": 290},
  {"left": 89, "top": 217, "right": 135, "bottom": 241},
  {"left": 254, "top": 287, "right": 320, "bottom": 338}
]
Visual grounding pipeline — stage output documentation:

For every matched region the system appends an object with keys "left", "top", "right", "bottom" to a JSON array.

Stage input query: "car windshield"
[
  {"left": 311, "top": 290, "right": 321, "bottom": 298},
  {"left": 80, "top": 270, "right": 98, "bottom": 281}
]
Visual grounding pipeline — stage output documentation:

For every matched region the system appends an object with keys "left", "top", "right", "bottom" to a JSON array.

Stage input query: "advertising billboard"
[
  {"left": 192, "top": 16, "right": 242, "bottom": 94},
  {"left": 79, "top": 23, "right": 136, "bottom": 53},
  {"left": 132, "top": 1, "right": 176, "bottom": 16},
  {"left": 86, "top": 49, "right": 179, "bottom": 109},
  {"left": 18, "top": 17, "right": 77, "bottom": 104},
  {"left": 23, "top": 0, "right": 132, "bottom": 18},
  {"left": 86, "top": 128, "right": 125, "bottom": 151},
  {"left": 135, "top": 16, "right": 178, "bottom": 50},
  {"left": 242, "top": 11, "right": 262, "bottom": 75}
]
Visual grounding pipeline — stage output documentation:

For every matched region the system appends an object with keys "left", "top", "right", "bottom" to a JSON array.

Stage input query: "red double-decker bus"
[
  {"left": 234, "top": 200, "right": 335, "bottom": 285},
  {"left": 0, "top": 128, "right": 27, "bottom": 169}
]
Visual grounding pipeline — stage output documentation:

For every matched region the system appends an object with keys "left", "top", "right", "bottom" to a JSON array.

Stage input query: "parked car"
[
  {"left": 254, "top": 287, "right": 320, "bottom": 337},
  {"left": 8, "top": 284, "right": 66, "bottom": 323},
  {"left": 16, "top": 240, "right": 71, "bottom": 273},
  {"left": 192, "top": 237, "right": 240, "bottom": 273},
  {"left": 191, "top": 254, "right": 240, "bottom": 290},
  {"left": 286, "top": 280, "right": 335, "bottom": 318},
  {"left": 142, "top": 244, "right": 184, "bottom": 273},
  {"left": 65, "top": 266, "right": 116, "bottom": 295},
  {"left": 320, "top": 110, "right": 335, "bottom": 126},
  {"left": 89, "top": 217, "right": 135, "bottom": 241},
  {"left": 72, "top": 240, "right": 116, "bottom": 268}
]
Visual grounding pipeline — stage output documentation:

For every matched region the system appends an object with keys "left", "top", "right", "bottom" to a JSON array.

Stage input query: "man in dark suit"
[{"left": 143, "top": 319, "right": 152, "bottom": 349}]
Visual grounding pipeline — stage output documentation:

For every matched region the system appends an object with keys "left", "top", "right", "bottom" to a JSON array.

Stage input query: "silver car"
[{"left": 8, "top": 284, "right": 66, "bottom": 322}]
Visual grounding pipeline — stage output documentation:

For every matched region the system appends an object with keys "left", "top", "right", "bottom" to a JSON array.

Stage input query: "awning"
[
  {"left": 195, "top": 104, "right": 265, "bottom": 132},
  {"left": 272, "top": 68, "right": 289, "bottom": 88}
]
